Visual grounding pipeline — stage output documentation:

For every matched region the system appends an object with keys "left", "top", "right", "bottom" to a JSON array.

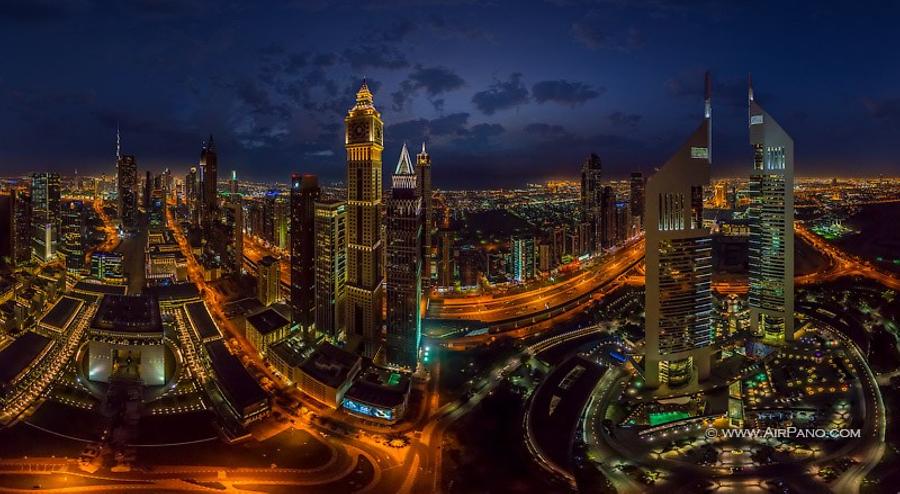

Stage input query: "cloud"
[
  {"left": 391, "top": 65, "right": 466, "bottom": 111},
  {"left": 471, "top": 73, "right": 529, "bottom": 115},
  {"left": 429, "top": 112, "right": 470, "bottom": 135},
  {"left": 609, "top": 111, "right": 642, "bottom": 128},
  {"left": 572, "top": 12, "right": 643, "bottom": 51},
  {"left": 342, "top": 45, "right": 409, "bottom": 70},
  {"left": 532, "top": 80, "right": 603, "bottom": 106},
  {"left": 523, "top": 122, "right": 572, "bottom": 139},
  {"left": 865, "top": 97, "right": 900, "bottom": 129}
]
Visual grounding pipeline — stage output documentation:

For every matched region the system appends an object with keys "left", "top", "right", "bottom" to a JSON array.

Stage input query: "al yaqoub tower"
[
  {"left": 644, "top": 74, "right": 714, "bottom": 389},
  {"left": 748, "top": 78, "right": 794, "bottom": 342},
  {"left": 386, "top": 143, "right": 423, "bottom": 369},
  {"left": 345, "top": 81, "right": 385, "bottom": 358}
]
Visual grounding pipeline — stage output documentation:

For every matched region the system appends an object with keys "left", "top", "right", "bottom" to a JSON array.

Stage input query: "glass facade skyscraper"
[{"left": 748, "top": 80, "right": 794, "bottom": 342}]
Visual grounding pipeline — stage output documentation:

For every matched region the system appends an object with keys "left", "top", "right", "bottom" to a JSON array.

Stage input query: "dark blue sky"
[{"left": 1, "top": 0, "right": 898, "bottom": 187}]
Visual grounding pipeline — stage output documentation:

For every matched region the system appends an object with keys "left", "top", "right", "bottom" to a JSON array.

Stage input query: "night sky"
[{"left": 1, "top": 1, "right": 898, "bottom": 188}]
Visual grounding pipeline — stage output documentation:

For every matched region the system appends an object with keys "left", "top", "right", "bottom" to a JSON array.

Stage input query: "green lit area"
[
  {"left": 811, "top": 221, "right": 856, "bottom": 240},
  {"left": 388, "top": 373, "right": 402, "bottom": 386},
  {"left": 648, "top": 411, "right": 691, "bottom": 426}
]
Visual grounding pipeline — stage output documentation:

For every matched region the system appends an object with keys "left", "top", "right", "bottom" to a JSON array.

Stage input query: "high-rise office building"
[
  {"left": 117, "top": 155, "right": 138, "bottom": 229},
  {"left": 344, "top": 81, "right": 385, "bottom": 357},
  {"left": 257, "top": 255, "right": 281, "bottom": 307},
  {"left": 644, "top": 74, "right": 714, "bottom": 389},
  {"left": 385, "top": 144, "right": 423, "bottom": 369},
  {"left": 630, "top": 172, "right": 645, "bottom": 229},
  {"left": 600, "top": 185, "right": 617, "bottom": 249},
  {"left": 580, "top": 153, "right": 602, "bottom": 254},
  {"left": 290, "top": 174, "right": 320, "bottom": 333},
  {"left": 186, "top": 167, "right": 198, "bottom": 225},
  {"left": 32, "top": 173, "right": 61, "bottom": 261},
  {"left": 748, "top": 79, "right": 794, "bottom": 342},
  {"left": 416, "top": 142, "right": 433, "bottom": 291},
  {"left": 0, "top": 187, "right": 32, "bottom": 268},
  {"left": 199, "top": 135, "right": 218, "bottom": 230},
  {"left": 274, "top": 194, "right": 290, "bottom": 250},
  {"left": 315, "top": 199, "right": 347, "bottom": 340},
  {"left": 143, "top": 170, "right": 152, "bottom": 210},
  {"left": 60, "top": 201, "right": 86, "bottom": 271},
  {"left": 511, "top": 235, "right": 536, "bottom": 282}
]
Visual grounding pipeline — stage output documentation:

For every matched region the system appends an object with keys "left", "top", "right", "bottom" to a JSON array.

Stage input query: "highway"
[
  {"left": 428, "top": 239, "right": 644, "bottom": 323},
  {"left": 795, "top": 222, "right": 900, "bottom": 290}
]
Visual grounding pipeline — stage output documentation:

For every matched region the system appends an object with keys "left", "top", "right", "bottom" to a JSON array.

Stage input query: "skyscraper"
[
  {"left": 344, "top": 81, "right": 385, "bottom": 357},
  {"left": 117, "top": 155, "right": 138, "bottom": 229},
  {"left": 32, "top": 173, "right": 61, "bottom": 261},
  {"left": 511, "top": 235, "right": 536, "bottom": 283},
  {"left": 257, "top": 255, "right": 281, "bottom": 307},
  {"left": 385, "top": 144, "right": 423, "bottom": 369},
  {"left": 290, "top": 174, "right": 320, "bottom": 334},
  {"left": 600, "top": 185, "right": 617, "bottom": 249},
  {"left": 580, "top": 153, "right": 602, "bottom": 254},
  {"left": 199, "top": 135, "right": 218, "bottom": 230},
  {"left": 315, "top": 200, "right": 348, "bottom": 340},
  {"left": 644, "top": 73, "right": 714, "bottom": 389},
  {"left": 748, "top": 78, "right": 794, "bottom": 342},
  {"left": 416, "top": 142, "right": 433, "bottom": 291},
  {"left": 0, "top": 186, "right": 31, "bottom": 268},
  {"left": 60, "top": 201, "right": 86, "bottom": 271},
  {"left": 186, "top": 166, "right": 198, "bottom": 225},
  {"left": 629, "top": 172, "right": 645, "bottom": 229}
]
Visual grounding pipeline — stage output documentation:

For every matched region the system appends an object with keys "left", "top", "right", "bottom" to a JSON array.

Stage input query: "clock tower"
[{"left": 344, "top": 80, "right": 385, "bottom": 358}]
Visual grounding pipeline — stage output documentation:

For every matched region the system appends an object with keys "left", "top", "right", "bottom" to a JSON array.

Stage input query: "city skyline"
[
  {"left": 1, "top": 2, "right": 899, "bottom": 186},
  {"left": 1, "top": 4, "right": 900, "bottom": 494}
]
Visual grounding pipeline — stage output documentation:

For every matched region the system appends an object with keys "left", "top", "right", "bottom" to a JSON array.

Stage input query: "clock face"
[
  {"left": 374, "top": 124, "right": 382, "bottom": 142},
  {"left": 353, "top": 123, "right": 367, "bottom": 139}
]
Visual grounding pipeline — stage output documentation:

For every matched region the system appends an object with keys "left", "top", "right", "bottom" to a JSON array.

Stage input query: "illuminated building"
[
  {"left": 385, "top": 143, "right": 423, "bottom": 369},
  {"left": 185, "top": 166, "right": 198, "bottom": 225},
  {"left": 90, "top": 251, "right": 125, "bottom": 283},
  {"left": 116, "top": 155, "right": 138, "bottom": 229},
  {"left": 344, "top": 81, "right": 385, "bottom": 357},
  {"left": 257, "top": 255, "right": 281, "bottom": 307},
  {"left": 295, "top": 341, "right": 361, "bottom": 408},
  {"left": 416, "top": 142, "right": 434, "bottom": 291},
  {"left": 511, "top": 235, "right": 536, "bottom": 282},
  {"left": 31, "top": 173, "right": 60, "bottom": 261},
  {"left": 245, "top": 308, "right": 291, "bottom": 357},
  {"left": 290, "top": 174, "right": 319, "bottom": 333},
  {"left": 60, "top": 201, "right": 86, "bottom": 272},
  {"left": 748, "top": 79, "right": 795, "bottom": 342},
  {"left": 86, "top": 294, "right": 170, "bottom": 386},
  {"left": 143, "top": 170, "right": 152, "bottom": 210},
  {"left": 580, "top": 153, "right": 602, "bottom": 254},
  {"left": 341, "top": 366, "right": 410, "bottom": 423},
  {"left": 630, "top": 172, "right": 645, "bottom": 230},
  {"left": 600, "top": 185, "right": 616, "bottom": 249},
  {"left": 274, "top": 193, "right": 290, "bottom": 250},
  {"left": 315, "top": 200, "right": 347, "bottom": 339},
  {"left": 644, "top": 74, "right": 713, "bottom": 389},
  {"left": 0, "top": 187, "right": 31, "bottom": 268},
  {"left": 198, "top": 135, "right": 218, "bottom": 231}
]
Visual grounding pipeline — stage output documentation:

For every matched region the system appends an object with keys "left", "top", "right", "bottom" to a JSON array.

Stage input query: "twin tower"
[
  {"left": 343, "top": 81, "right": 430, "bottom": 369},
  {"left": 644, "top": 73, "right": 794, "bottom": 389}
]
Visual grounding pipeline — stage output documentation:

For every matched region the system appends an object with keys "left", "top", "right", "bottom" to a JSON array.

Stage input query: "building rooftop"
[
  {"left": 39, "top": 296, "right": 83, "bottom": 331},
  {"left": 145, "top": 283, "right": 200, "bottom": 303},
  {"left": 0, "top": 332, "right": 54, "bottom": 390},
  {"left": 74, "top": 281, "right": 127, "bottom": 296},
  {"left": 91, "top": 294, "right": 163, "bottom": 335},
  {"left": 344, "top": 366, "right": 411, "bottom": 408},
  {"left": 269, "top": 337, "right": 316, "bottom": 368},
  {"left": 185, "top": 301, "right": 221, "bottom": 341},
  {"left": 204, "top": 340, "right": 268, "bottom": 412},
  {"left": 259, "top": 255, "right": 278, "bottom": 268},
  {"left": 299, "top": 342, "right": 361, "bottom": 388},
  {"left": 246, "top": 308, "right": 290, "bottom": 336}
]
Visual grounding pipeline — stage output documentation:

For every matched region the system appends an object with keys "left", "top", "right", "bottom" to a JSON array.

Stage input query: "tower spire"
[
  {"left": 116, "top": 122, "right": 121, "bottom": 161},
  {"left": 748, "top": 73, "right": 755, "bottom": 102},
  {"left": 704, "top": 71, "right": 712, "bottom": 120}
]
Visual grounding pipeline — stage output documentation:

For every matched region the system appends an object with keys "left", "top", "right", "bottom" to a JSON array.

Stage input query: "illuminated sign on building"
[
  {"left": 690, "top": 147, "right": 709, "bottom": 159},
  {"left": 341, "top": 398, "right": 394, "bottom": 421},
  {"left": 750, "top": 114, "right": 764, "bottom": 125}
]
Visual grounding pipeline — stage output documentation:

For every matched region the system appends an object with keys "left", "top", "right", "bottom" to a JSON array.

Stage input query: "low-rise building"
[{"left": 245, "top": 308, "right": 290, "bottom": 356}]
